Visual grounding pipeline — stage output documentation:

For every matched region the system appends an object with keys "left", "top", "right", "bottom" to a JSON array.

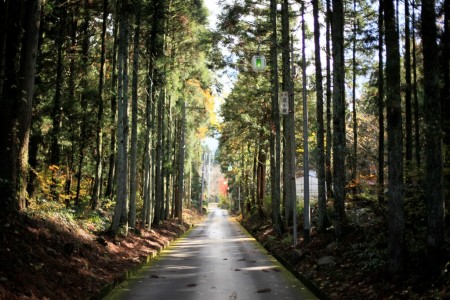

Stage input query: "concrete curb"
[{"left": 238, "top": 219, "right": 329, "bottom": 300}]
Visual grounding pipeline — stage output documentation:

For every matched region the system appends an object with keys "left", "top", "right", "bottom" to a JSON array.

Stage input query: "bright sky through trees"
[{"left": 204, "top": 0, "right": 227, "bottom": 153}]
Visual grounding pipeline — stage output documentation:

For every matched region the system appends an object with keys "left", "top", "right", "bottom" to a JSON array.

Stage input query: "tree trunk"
[
  {"left": 50, "top": 3, "right": 66, "bottom": 169},
  {"left": 252, "top": 144, "right": 257, "bottom": 209},
  {"left": 176, "top": 101, "right": 186, "bottom": 223},
  {"left": 129, "top": 1, "right": 141, "bottom": 228},
  {"left": 378, "top": 0, "right": 385, "bottom": 203},
  {"left": 27, "top": 132, "right": 41, "bottom": 200},
  {"left": 384, "top": 0, "right": 405, "bottom": 274},
  {"left": 172, "top": 118, "right": 178, "bottom": 219},
  {"left": 313, "top": 0, "right": 329, "bottom": 231},
  {"left": 270, "top": 0, "right": 283, "bottom": 235},
  {"left": 112, "top": 0, "right": 130, "bottom": 233},
  {"left": 75, "top": 2, "right": 91, "bottom": 207},
  {"left": 159, "top": 89, "right": 166, "bottom": 220},
  {"left": 411, "top": 3, "right": 421, "bottom": 168},
  {"left": 405, "top": 0, "right": 413, "bottom": 174},
  {"left": 281, "top": 0, "right": 296, "bottom": 228},
  {"left": 441, "top": 0, "right": 450, "bottom": 147},
  {"left": 351, "top": 0, "right": 358, "bottom": 185},
  {"left": 92, "top": 0, "right": 108, "bottom": 210},
  {"left": 421, "top": 0, "right": 445, "bottom": 275},
  {"left": 120, "top": 1, "right": 130, "bottom": 230},
  {"left": 143, "top": 60, "right": 154, "bottom": 228},
  {"left": 301, "top": 1, "right": 310, "bottom": 244},
  {"left": 240, "top": 144, "right": 246, "bottom": 216},
  {"left": 154, "top": 90, "right": 164, "bottom": 225},
  {"left": 17, "top": 0, "right": 42, "bottom": 209},
  {"left": 0, "top": 0, "right": 9, "bottom": 100},
  {"left": 325, "top": 0, "right": 333, "bottom": 200},
  {"left": 0, "top": 0, "right": 25, "bottom": 215},
  {"left": 332, "top": 0, "right": 347, "bottom": 241},
  {"left": 49, "top": 2, "right": 66, "bottom": 203},
  {"left": 150, "top": 0, "right": 167, "bottom": 226},
  {"left": 105, "top": 17, "right": 118, "bottom": 200},
  {"left": 65, "top": 12, "right": 78, "bottom": 207},
  {"left": 165, "top": 97, "right": 172, "bottom": 219},
  {"left": 257, "top": 146, "right": 266, "bottom": 217}
]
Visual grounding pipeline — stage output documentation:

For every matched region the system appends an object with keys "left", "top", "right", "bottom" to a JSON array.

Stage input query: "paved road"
[{"left": 104, "top": 208, "right": 317, "bottom": 300}]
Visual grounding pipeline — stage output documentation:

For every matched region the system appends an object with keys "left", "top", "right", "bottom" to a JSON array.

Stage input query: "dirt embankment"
[
  {"left": 240, "top": 210, "right": 449, "bottom": 300},
  {"left": 0, "top": 211, "right": 198, "bottom": 299}
]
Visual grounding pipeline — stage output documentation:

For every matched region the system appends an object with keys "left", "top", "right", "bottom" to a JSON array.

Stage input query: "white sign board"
[{"left": 280, "top": 91, "right": 289, "bottom": 115}]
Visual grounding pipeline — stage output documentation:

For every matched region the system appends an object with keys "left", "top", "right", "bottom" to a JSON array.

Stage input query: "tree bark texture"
[
  {"left": 270, "top": 0, "right": 283, "bottom": 235},
  {"left": 105, "top": 17, "right": 118, "bottom": 200},
  {"left": 112, "top": 0, "right": 130, "bottom": 233},
  {"left": 129, "top": 1, "right": 141, "bottom": 228},
  {"left": 331, "top": 0, "right": 347, "bottom": 241},
  {"left": 0, "top": 0, "right": 25, "bottom": 215},
  {"left": 384, "top": 0, "right": 405, "bottom": 274},
  {"left": 421, "top": 0, "right": 445, "bottom": 274},
  {"left": 412, "top": 3, "right": 421, "bottom": 168},
  {"left": 313, "top": 0, "right": 328, "bottom": 231},
  {"left": 325, "top": 0, "right": 333, "bottom": 200},
  {"left": 378, "top": 0, "right": 385, "bottom": 203},
  {"left": 281, "top": 0, "right": 296, "bottom": 228},
  {"left": 92, "top": 0, "right": 108, "bottom": 210},
  {"left": 17, "top": 0, "right": 42, "bottom": 209},
  {"left": 404, "top": 0, "right": 413, "bottom": 168}
]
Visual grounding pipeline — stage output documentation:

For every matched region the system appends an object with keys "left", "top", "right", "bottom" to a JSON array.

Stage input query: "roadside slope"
[{"left": 0, "top": 211, "right": 197, "bottom": 299}]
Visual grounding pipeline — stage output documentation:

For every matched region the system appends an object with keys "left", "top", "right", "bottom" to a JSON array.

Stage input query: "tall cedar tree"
[
  {"left": 111, "top": 0, "right": 130, "bottom": 233},
  {"left": 384, "top": 0, "right": 405, "bottom": 274},
  {"left": 325, "top": 0, "right": 333, "bottom": 200},
  {"left": 151, "top": 0, "right": 168, "bottom": 226},
  {"left": 404, "top": 0, "right": 413, "bottom": 169},
  {"left": 74, "top": 2, "right": 91, "bottom": 207},
  {"left": 442, "top": 0, "right": 450, "bottom": 146},
  {"left": 281, "top": 0, "right": 296, "bottom": 228},
  {"left": 421, "top": 0, "right": 445, "bottom": 274},
  {"left": 412, "top": 3, "right": 421, "bottom": 167},
  {"left": 332, "top": 0, "right": 347, "bottom": 240},
  {"left": 270, "top": 0, "right": 283, "bottom": 235},
  {"left": 105, "top": 16, "right": 118, "bottom": 200},
  {"left": 301, "top": 1, "right": 311, "bottom": 242},
  {"left": 0, "top": 0, "right": 41, "bottom": 213},
  {"left": 351, "top": 0, "right": 358, "bottom": 183},
  {"left": 92, "top": 0, "right": 108, "bottom": 210},
  {"left": 18, "top": 0, "right": 42, "bottom": 208},
  {"left": 377, "top": 0, "right": 385, "bottom": 203},
  {"left": 0, "top": 1, "right": 25, "bottom": 214},
  {"left": 129, "top": 0, "right": 142, "bottom": 228},
  {"left": 313, "top": 0, "right": 329, "bottom": 231}
]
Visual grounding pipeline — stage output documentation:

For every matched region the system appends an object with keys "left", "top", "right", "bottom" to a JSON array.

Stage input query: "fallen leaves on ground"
[{"left": 0, "top": 210, "right": 200, "bottom": 299}]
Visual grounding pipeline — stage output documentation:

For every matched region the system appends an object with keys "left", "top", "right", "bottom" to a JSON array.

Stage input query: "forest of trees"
[
  {"left": 0, "top": 0, "right": 448, "bottom": 283},
  {"left": 216, "top": 0, "right": 448, "bottom": 275},
  {"left": 0, "top": 0, "right": 217, "bottom": 232}
]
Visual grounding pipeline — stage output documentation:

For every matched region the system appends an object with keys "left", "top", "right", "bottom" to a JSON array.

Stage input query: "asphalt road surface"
[{"left": 104, "top": 207, "right": 317, "bottom": 300}]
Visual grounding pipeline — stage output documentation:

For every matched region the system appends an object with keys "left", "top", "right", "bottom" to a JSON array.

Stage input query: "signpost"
[{"left": 280, "top": 91, "right": 289, "bottom": 115}]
